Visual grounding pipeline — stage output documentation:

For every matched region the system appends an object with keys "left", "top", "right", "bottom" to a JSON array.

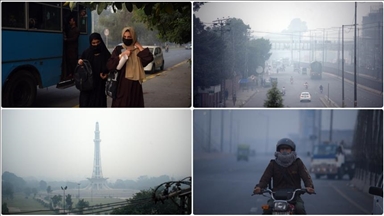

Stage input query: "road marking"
[{"left": 329, "top": 182, "right": 370, "bottom": 214}]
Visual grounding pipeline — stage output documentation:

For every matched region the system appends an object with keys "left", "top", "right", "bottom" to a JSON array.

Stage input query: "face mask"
[
  {"left": 281, "top": 151, "right": 290, "bottom": 156},
  {"left": 123, "top": 38, "right": 133, "bottom": 46},
  {"left": 92, "top": 44, "right": 101, "bottom": 53}
]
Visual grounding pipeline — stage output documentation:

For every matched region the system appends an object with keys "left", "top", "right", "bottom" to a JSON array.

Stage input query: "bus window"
[
  {"left": 28, "top": 3, "right": 61, "bottom": 31},
  {"left": 78, "top": 5, "right": 88, "bottom": 33},
  {"left": 2, "top": 3, "right": 26, "bottom": 28}
]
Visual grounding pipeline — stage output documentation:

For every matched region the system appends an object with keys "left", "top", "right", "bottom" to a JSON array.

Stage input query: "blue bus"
[{"left": 2, "top": 2, "right": 92, "bottom": 107}]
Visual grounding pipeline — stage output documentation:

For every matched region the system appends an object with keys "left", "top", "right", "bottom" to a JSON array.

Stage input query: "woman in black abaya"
[{"left": 78, "top": 33, "right": 111, "bottom": 107}]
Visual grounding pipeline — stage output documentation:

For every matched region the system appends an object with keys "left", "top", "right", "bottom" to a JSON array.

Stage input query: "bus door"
[{"left": 58, "top": 4, "right": 91, "bottom": 88}]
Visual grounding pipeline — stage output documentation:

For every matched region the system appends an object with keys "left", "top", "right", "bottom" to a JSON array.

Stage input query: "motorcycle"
[
  {"left": 281, "top": 89, "right": 286, "bottom": 96},
  {"left": 304, "top": 84, "right": 308, "bottom": 90},
  {"left": 253, "top": 188, "right": 314, "bottom": 215},
  {"left": 290, "top": 80, "right": 293, "bottom": 85}
]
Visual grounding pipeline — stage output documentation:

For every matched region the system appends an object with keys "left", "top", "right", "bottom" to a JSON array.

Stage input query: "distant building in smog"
[{"left": 360, "top": 5, "right": 383, "bottom": 80}]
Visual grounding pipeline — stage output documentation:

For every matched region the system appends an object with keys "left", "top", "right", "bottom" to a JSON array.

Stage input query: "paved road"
[
  {"left": 243, "top": 65, "right": 382, "bottom": 107},
  {"left": 193, "top": 153, "right": 374, "bottom": 214}
]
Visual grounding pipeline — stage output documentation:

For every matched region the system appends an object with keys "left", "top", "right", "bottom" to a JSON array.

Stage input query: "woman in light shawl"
[{"left": 107, "top": 27, "right": 153, "bottom": 107}]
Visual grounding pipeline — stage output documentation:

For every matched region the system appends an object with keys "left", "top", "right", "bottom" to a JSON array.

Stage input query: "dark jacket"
[{"left": 255, "top": 158, "right": 314, "bottom": 191}]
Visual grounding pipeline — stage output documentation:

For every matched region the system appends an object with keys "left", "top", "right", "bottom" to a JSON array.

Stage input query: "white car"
[
  {"left": 369, "top": 173, "right": 383, "bottom": 214},
  {"left": 143, "top": 46, "right": 165, "bottom": 73},
  {"left": 300, "top": 92, "right": 311, "bottom": 102}
]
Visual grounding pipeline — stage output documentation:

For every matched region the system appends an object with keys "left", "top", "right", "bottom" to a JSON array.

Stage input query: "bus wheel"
[{"left": 2, "top": 71, "right": 37, "bottom": 107}]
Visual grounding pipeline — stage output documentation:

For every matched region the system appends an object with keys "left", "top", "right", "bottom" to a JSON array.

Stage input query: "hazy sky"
[
  {"left": 195, "top": 2, "right": 383, "bottom": 38},
  {"left": 2, "top": 109, "right": 191, "bottom": 182}
]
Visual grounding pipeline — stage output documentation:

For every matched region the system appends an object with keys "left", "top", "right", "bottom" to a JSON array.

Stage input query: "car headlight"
[{"left": 274, "top": 202, "right": 288, "bottom": 211}]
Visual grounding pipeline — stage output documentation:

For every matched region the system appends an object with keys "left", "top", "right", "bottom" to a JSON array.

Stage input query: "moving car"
[
  {"left": 143, "top": 45, "right": 165, "bottom": 73},
  {"left": 300, "top": 92, "right": 311, "bottom": 102},
  {"left": 369, "top": 173, "right": 383, "bottom": 214},
  {"left": 185, "top": 43, "right": 192, "bottom": 49},
  {"left": 301, "top": 67, "right": 307, "bottom": 75}
]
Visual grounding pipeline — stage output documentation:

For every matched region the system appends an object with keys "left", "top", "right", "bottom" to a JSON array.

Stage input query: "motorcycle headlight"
[{"left": 274, "top": 202, "right": 288, "bottom": 211}]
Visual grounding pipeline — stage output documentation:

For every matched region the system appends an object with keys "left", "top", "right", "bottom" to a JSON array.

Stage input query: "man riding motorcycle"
[
  {"left": 319, "top": 85, "right": 323, "bottom": 93},
  {"left": 253, "top": 138, "right": 315, "bottom": 214},
  {"left": 304, "top": 82, "right": 308, "bottom": 89},
  {"left": 282, "top": 86, "right": 286, "bottom": 95}
]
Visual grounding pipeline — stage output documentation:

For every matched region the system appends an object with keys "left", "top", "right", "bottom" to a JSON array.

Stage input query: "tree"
[
  {"left": 2, "top": 181, "right": 14, "bottom": 200},
  {"left": 282, "top": 18, "right": 308, "bottom": 43},
  {"left": 39, "top": 180, "right": 47, "bottom": 191},
  {"left": 221, "top": 18, "right": 251, "bottom": 79},
  {"left": 75, "top": 199, "right": 89, "bottom": 214},
  {"left": 2, "top": 171, "right": 26, "bottom": 192},
  {"left": 111, "top": 189, "right": 179, "bottom": 214},
  {"left": 65, "top": 194, "right": 73, "bottom": 211},
  {"left": 46, "top": 186, "right": 52, "bottom": 197},
  {"left": 285, "top": 18, "right": 308, "bottom": 33},
  {"left": 31, "top": 188, "right": 38, "bottom": 198},
  {"left": 51, "top": 195, "right": 62, "bottom": 207},
  {"left": 248, "top": 38, "right": 272, "bottom": 76},
  {"left": 264, "top": 82, "right": 284, "bottom": 107},
  {"left": 66, "top": 2, "right": 191, "bottom": 44},
  {"left": 2, "top": 203, "right": 9, "bottom": 214},
  {"left": 193, "top": 15, "right": 225, "bottom": 89},
  {"left": 24, "top": 187, "right": 32, "bottom": 198}
]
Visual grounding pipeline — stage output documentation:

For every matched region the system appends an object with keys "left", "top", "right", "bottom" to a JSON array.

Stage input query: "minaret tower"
[
  {"left": 86, "top": 122, "right": 111, "bottom": 190},
  {"left": 93, "top": 122, "right": 103, "bottom": 179}
]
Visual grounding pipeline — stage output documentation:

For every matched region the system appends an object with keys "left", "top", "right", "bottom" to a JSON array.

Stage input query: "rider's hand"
[
  {"left": 253, "top": 187, "right": 261, "bottom": 194},
  {"left": 306, "top": 187, "right": 315, "bottom": 194}
]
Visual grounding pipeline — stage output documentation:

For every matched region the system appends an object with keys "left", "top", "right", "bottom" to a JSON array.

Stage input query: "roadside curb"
[
  {"left": 239, "top": 90, "right": 258, "bottom": 107},
  {"left": 319, "top": 95, "right": 340, "bottom": 107}
]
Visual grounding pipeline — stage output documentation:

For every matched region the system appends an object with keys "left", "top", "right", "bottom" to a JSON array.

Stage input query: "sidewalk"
[
  {"left": 224, "top": 87, "right": 258, "bottom": 107},
  {"left": 107, "top": 60, "right": 191, "bottom": 108}
]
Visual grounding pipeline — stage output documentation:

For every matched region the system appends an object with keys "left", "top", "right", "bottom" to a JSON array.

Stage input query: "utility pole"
[
  {"left": 338, "top": 27, "right": 341, "bottom": 76},
  {"left": 329, "top": 110, "right": 333, "bottom": 142},
  {"left": 354, "top": 2, "right": 357, "bottom": 107},
  {"left": 342, "top": 25, "right": 345, "bottom": 107},
  {"left": 322, "top": 28, "right": 325, "bottom": 66},
  {"left": 298, "top": 31, "right": 301, "bottom": 67},
  {"left": 229, "top": 111, "right": 232, "bottom": 153},
  {"left": 213, "top": 17, "right": 231, "bottom": 107},
  {"left": 208, "top": 110, "right": 212, "bottom": 152},
  {"left": 220, "top": 110, "right": 224, "bottom": 152}
]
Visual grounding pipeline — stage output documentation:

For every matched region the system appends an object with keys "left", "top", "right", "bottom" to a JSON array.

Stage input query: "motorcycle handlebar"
[{"left": 251, "top": 188, "right": 316, "bottom": 200}]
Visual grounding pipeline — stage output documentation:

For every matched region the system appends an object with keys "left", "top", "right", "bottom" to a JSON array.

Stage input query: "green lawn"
[{"left": 2, "top": 193, "right": 55, "bottom": 214}]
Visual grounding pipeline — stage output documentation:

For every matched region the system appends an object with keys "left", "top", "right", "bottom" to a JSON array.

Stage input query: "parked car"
[
  {"left": 369, "top": 173, "right": 383, "bottom": 214},
  {"left": 300, "top": 92, "right": 311, "bottom": 102},
  {"left": 185, "top": 43, "right": 192, "bottom": 49},
  {"left": 143, "top": 46, "right": 165, "bottom": 73}
]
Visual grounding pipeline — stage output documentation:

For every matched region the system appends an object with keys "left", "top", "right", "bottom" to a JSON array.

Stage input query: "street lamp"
[
  {"left": 61, "top": 186, "right": 67, "bottom": 214},
  {"left": 78, "top": 183, "right": 81, "bottom": 200}
]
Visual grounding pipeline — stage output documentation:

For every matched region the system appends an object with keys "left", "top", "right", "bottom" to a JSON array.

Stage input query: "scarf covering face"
[
  {"left": 274, "top": 151, "right": 297, "bottom": 167},
  {"left": 121, "top": 27, "right": 145, "bottom": 83}
]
